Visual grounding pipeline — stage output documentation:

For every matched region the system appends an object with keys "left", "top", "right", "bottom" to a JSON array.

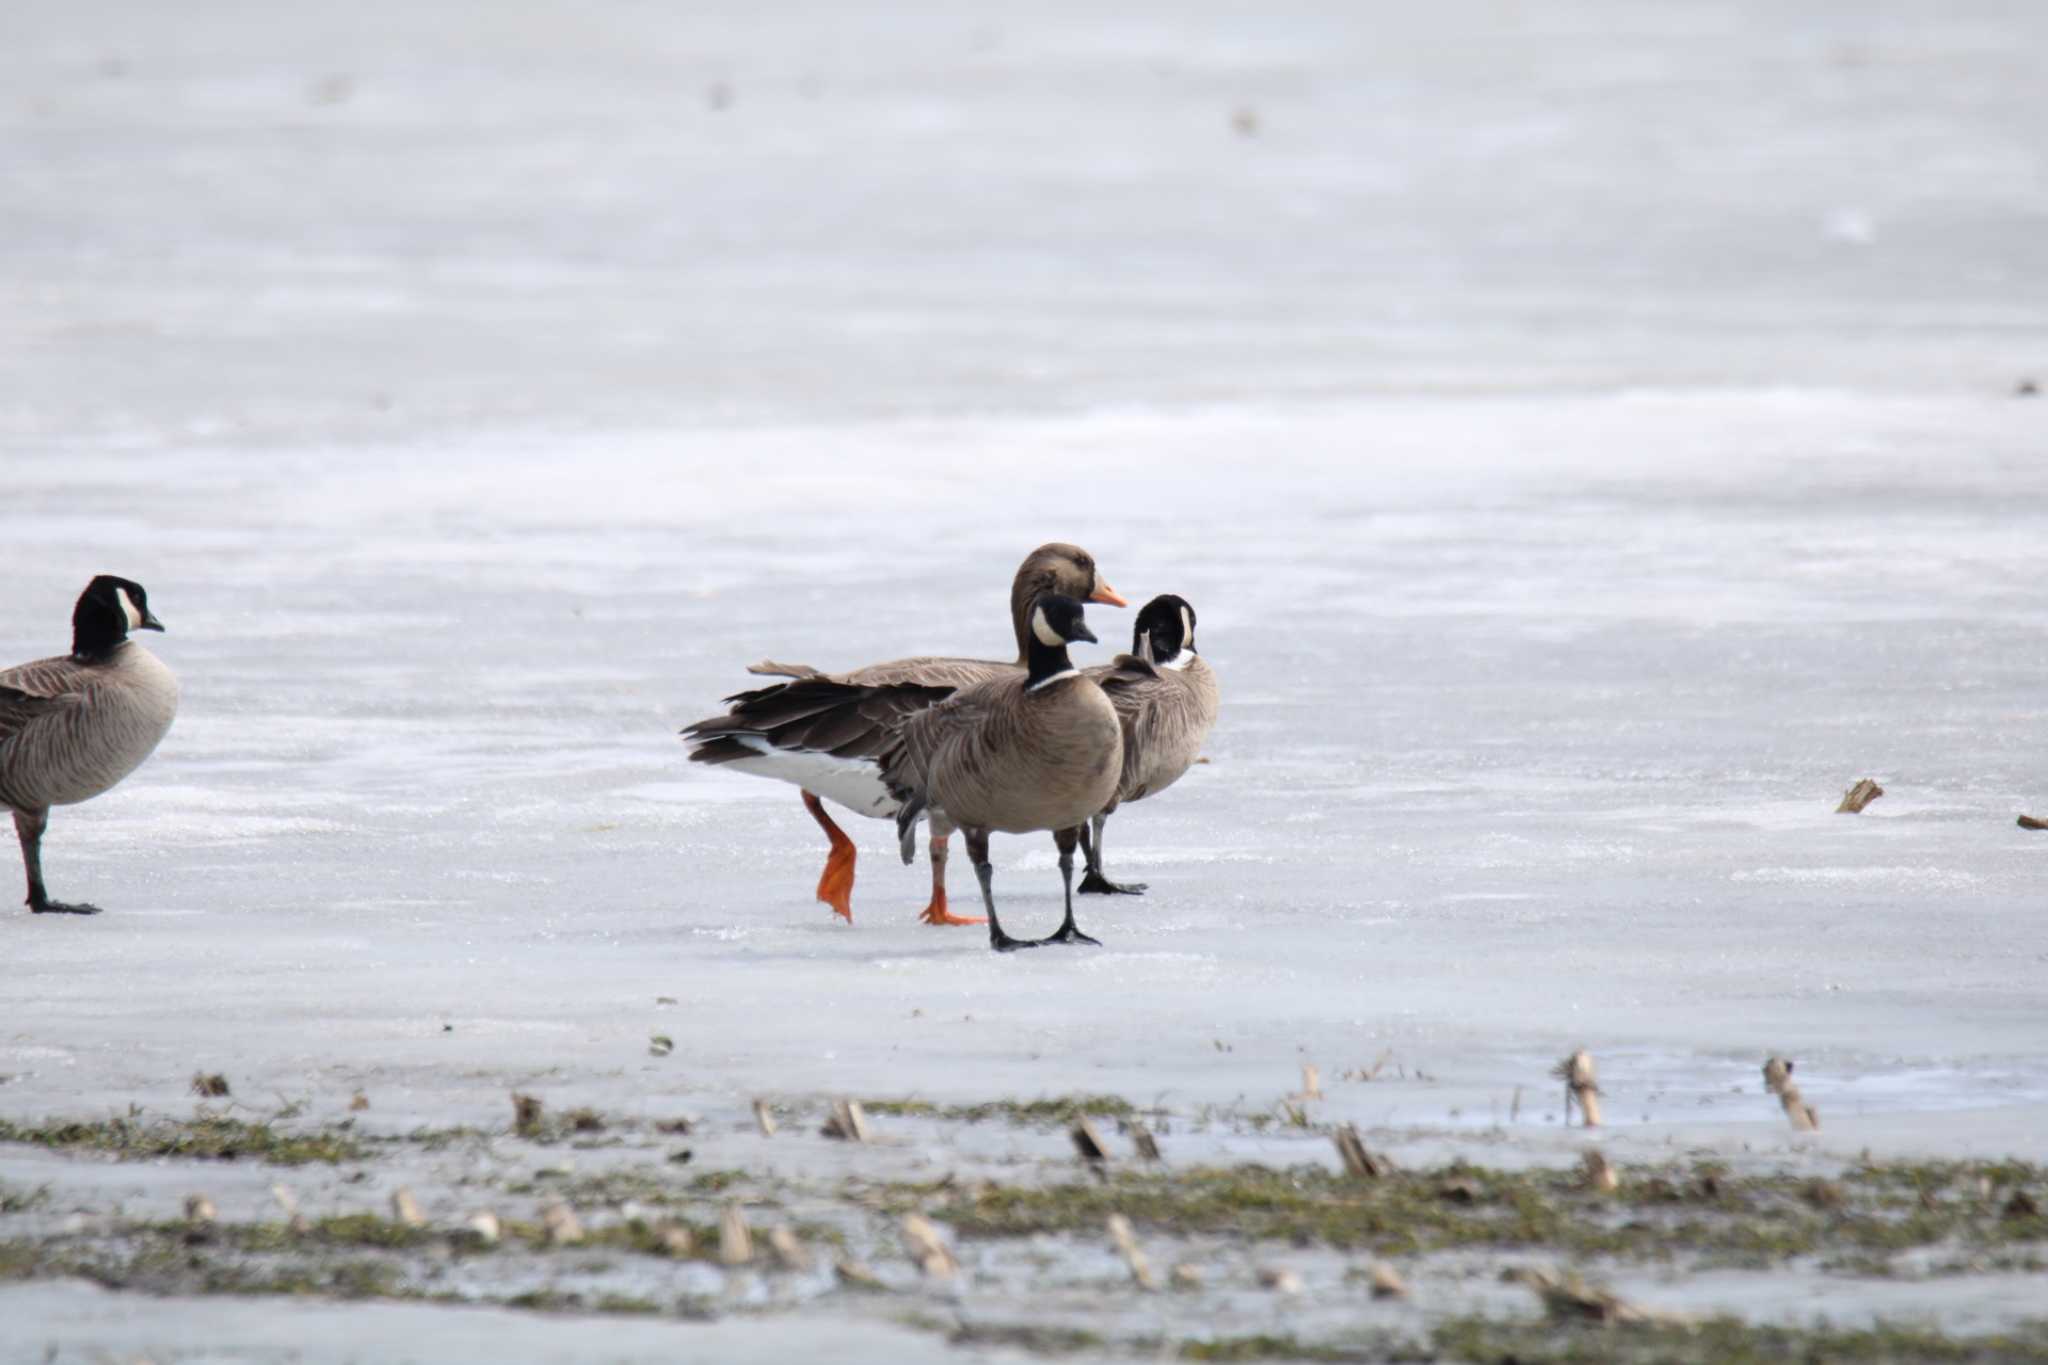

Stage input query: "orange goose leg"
[
  {"left": 802, "top": 790, "right": 857, "bottom": 923},
  {"left": 919, "top": 831, "right": 985, "bottom": 926}
]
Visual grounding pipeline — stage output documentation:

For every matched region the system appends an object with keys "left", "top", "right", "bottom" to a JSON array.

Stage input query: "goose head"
[
  {"left": 1029, "top": 593, "right": 1100, "bottom": 648},
  {"left": 1010, "top": 544, "right": 1124, "bottom": 660},
  {"left": 72, "top": 575, "right": 164, "bottom": 659},
  {"left": 1132, "top": 594, "right": 1196, "bottom": 667}
]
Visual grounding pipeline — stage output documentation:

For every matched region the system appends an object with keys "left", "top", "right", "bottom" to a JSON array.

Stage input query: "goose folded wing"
[
  {"left": 683, "top": 676, "right": 956, "bottom": 766},
  {"left": 0, "top": 681, "right": 72, "bottom": 747}
]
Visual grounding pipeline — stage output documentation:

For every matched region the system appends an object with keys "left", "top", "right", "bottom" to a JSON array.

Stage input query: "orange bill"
[{"left": 1089, "top": 580, "right": 1129, "bottom": 608}]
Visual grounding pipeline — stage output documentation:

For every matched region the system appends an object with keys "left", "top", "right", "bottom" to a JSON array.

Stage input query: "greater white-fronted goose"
[
  {"left": 883, "top": 594, "right": 1122, "bottom": 952},
  {"left": 1076, "top": 593, "right": 1219, "bottom": 895},
  {"left": 683, "top": 543, "right": 1124, "bottom": 925},
  {"left": 1, "top": 576, "right": 178, "bottom": 916}
]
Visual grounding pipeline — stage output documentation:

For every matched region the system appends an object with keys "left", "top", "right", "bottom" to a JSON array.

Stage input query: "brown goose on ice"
[
  {"left": 2, "top": 576, "right": 178, "bottom": 916},
  {"left": 882, "top": 593, "right": 1122, "bottom": 951},
  {"left": 1075, "top": 593, "right": 1219, "bottom": 895}
]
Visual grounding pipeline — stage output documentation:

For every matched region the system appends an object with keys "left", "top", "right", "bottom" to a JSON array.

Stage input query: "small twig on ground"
[
  {"left": 719, "top": 1203, "right": 753, "bottom": 1264},
  {"left": 390, "top": 1188, "right": 426, "bottom": 1227},
  {"left": 542, "top": 1201, "right": 583, "bottom": 1245},
  {"left": 768, "top": 1224, "right": 809, "bottom": 1270},
  {"left": 1070, "top": 1117, "right": 1109, "bottom": 1164},
  {"left": 1553, "top": 1050, "right": 1602, "bottom": 1128},
  {"left": 901, "top": 1213, "right": 958, "bottom": 1278},
  {"left": 1837, "top": 779, "right": 1884, "bottom": 814},
  {"left": 1106, "top": 1213, "right": 1157, "bottom": 1290},
  {"left": 1256, "top": 1265, "right": 1303, "bottom": 1295},
  {"left": 1333, "top": 1124, "right": 1389, "bottom": 1179},
  {"left": 821, "top": 1099, "right": 871, "bottom": 1142},
  {"left": 1765, "top": 1056, "right": 1819, "bottom": 1129}
]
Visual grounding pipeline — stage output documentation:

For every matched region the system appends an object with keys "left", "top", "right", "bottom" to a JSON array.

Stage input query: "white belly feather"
[{"left": 725, "top": 737, "right": 901, "bottom": 819}]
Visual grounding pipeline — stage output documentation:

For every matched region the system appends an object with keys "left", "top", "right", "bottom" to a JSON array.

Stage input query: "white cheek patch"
[
  {"left": 116, "top": 588, "right": 143, "bottom": 630},
  {"left": 1031, "top": 606, "right": 1065, "bottom": 648},
  {"left": 1181, "top": 606, "right": 1195, "bottom": 648}
]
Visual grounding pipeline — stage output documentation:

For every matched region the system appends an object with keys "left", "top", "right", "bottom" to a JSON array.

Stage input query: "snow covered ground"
[{"left": 3, "top": 0, "right": 2046, "bottom": 1359}]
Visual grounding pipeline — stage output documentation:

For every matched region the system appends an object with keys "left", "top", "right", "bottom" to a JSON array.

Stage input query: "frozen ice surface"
[
  {"left": 9, "top": 402, "right": 2045, "bottom": 1139},
  {"left": 3, "top": 0, "right": 2047, "bottom": 1357}
]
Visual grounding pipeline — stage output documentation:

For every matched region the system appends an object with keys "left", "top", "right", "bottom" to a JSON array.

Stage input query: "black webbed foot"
[
  {"left": 1041, "top": 925, "right": 1102, "bottom": 947},
  {"left": 1077, "top": 871, "right": 1146, "bottom": 896},
  {"left": 30, "top": 898, "right": 103, "bottom": 916},
  {"left": 991, "top": 928, "right": 1043, "bottom": 953}
]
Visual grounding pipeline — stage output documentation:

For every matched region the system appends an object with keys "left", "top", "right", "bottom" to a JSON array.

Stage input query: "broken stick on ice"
[
  {"left": 1553, "top": 1050, "right": 1602, "bottom": 1127},
  {"left": 820, "top": 1099, "right": 870, "bottom": 1142},
  {"left": 719, "top": 1203, "right": 754, "bottom": 1264},
  {"left": 1836, "top": 778, "right": 1884, "bottom": 814},
  {"left": 1106, "top": 1213, "right": 1157, "bottom": 1290},
  {"left": 1764, "top": 1055, "right": 1819, "bottom": 1130},
  {"left": 901, "top": 1213, "right": 958, "bottom": 1278},
  {"left": 1333, "top": 1124, "right": 1389, "bottom": 1179},
  {"left": 390, "top": 1188, "right": 427, "bottom": 1228}
]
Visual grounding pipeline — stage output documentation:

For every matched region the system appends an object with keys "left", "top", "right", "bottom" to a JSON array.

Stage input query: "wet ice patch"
[{"left": 1732, "top": 865, "right": 1983, "bottom": 890}]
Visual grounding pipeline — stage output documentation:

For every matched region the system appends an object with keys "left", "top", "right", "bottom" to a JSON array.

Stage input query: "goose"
[
  {"left": 884, "top": 594, "right": 1122, "bottom": 952},
  {"left": 1, "top": 576, "right": 178, "bottom": 916},
  {"left": 683, "top": 543, "right": 1124, "bottom": 925},
  {"left": 1076, "top": 594, "right": 1219, "bottom": 895}
]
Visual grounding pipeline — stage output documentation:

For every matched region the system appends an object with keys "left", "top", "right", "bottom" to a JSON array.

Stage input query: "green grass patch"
[
  {"left": 862, "top": 1094, "right": 1141, "bottom": 1125},
  {"left": 0, "top": 1114, "right": 365, "bottom": 1166},
  {"left": 864, "top": 1158, "right": 2048, "bottom": 1266}
]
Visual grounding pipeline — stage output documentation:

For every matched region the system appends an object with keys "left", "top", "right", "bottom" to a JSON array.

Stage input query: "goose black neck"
[
  {"left": 71, "top": 611, "right": 126, "bottom": 662},
  {"left": 1024, "top": 636, "right": 1076, "bottom": 690},
  {"left": 1010, "top": 573, "right": 1052, "bottom": 666}
]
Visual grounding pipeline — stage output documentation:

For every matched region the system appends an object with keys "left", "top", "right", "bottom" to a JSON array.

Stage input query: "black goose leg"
[
  {"left": 1041, "top": 826, "right": 1102, "bottom": 946},
  {"left": 15, "top": 809, "right": 101, "bottom": 916},
  {"left": 968, "top": 828, "right": 1037, "bottom": 953},
  {"left": 1077, "top": 812, "right": 1146, "bottom": 895}
]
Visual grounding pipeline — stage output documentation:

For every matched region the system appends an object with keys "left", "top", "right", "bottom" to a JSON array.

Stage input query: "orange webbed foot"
[
  {"left": 804, "top": 790, "right": 858, "bottom": 924},
  {"left": 918, "top": 891, "right": 985, "bottom": 927},
  {"left": 816, "top": 849, "right": 856, "bottom": 923}
]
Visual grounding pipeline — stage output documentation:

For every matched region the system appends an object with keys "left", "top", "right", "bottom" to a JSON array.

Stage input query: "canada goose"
[
  {"left": 885, "top": 594, "right": 1122, "bottom": 952},
  {"left": 1, "top": 576, "right": 178, "bottom": 916},
  {"left": 684, "top": 544, "right": 1124, "bottom": 925},
  {"left": 1077, "top": 594, "right": 1218, "bottom": 895}
]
